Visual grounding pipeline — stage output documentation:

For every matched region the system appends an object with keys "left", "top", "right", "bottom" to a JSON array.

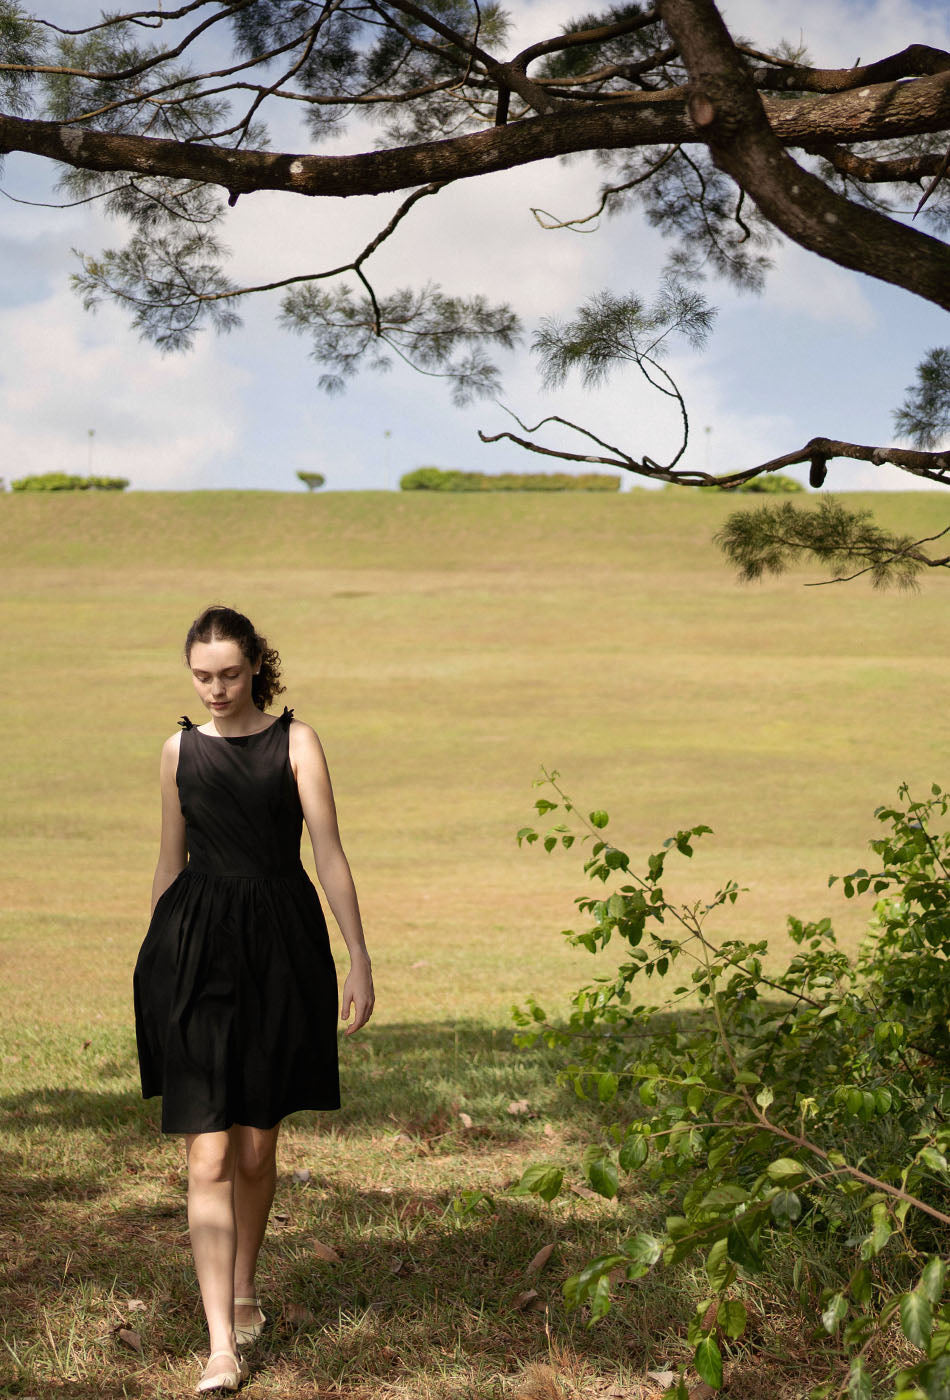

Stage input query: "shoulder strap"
[{"left": 178, "top": 715, "right": 194, "bottom": 730}]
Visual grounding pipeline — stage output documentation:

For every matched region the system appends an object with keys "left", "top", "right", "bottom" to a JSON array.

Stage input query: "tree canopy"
[{"left": 2, "top": 1, "right": 949, "bottom": 577}]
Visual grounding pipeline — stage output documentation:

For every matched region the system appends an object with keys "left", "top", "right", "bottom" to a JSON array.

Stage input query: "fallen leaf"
[
  {"left": 389, "top": 1255, "right": 407, "bottom": 1276},
  {"left": 286, "top": 1303, "right": 314, "bottom": 1325},
  {"left": 543, "top": 1123, "right": 555, "bottom": 1139},
  {"left": 647, "top": 1370, "right": 677, "bottom": 1388},
  {"left": 312, "top": 1239, "right": 341, "bottom": 1263},
  {"left": 687, "top": 1383, "right": 717, "bottom": 1400},
  {"left": 508, "top": 1099, "right": 530, "bottom": 1116},
  {"left": 392, "top": 1133, "right": 412, "bottom": 1144},
  {"left": 526, "top": 1243, "right": 556, "bottom": 1277},
  {"left": 273, "top": 1212, "right": 289, "bottom": 1223},
  {"left": 292, "top": 1167, "right": 311, "bottom": 1184},
  {"left": 116, "top": 1327, "right": 143, "bottom": 1356},
  {"left": 126, "top": 1299, "right": 146, "bottom": 1313},
  {"left": 459, "top": 1112, "right": 473, "bottom": 1129},
  {"left": 512, "top": 1288, "right": 542, "bottom": 1311},
  {"left": 570, "top": 1183, "right": 599, "bottom": 1201},
  {"left": 410, "top": 960, "right": 429, "bottom": 969}
]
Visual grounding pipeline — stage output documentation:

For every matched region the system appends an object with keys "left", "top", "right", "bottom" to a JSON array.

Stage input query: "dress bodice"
[{"left": 175, "top": 706, "right": 304, "bottom": 877}]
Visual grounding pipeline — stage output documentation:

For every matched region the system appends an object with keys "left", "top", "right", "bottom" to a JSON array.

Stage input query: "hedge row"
[
  {"left": 11, "top": 473, "right": 130, "bottom": 492},
  {"left": 400, "top": 467, "right": 621, "bottom": 492}
]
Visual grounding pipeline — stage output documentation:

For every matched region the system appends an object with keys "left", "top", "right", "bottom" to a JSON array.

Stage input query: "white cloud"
[
  {"left": 0, "top": 286, "right": 250, "bottom": 487},
  {"left": 0, "top": 1, "right": 942, "bottom": 491}
]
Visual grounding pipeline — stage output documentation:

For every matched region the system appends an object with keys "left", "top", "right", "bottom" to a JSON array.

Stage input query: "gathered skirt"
[{"left": 133, "top": 867, "right": 341, "bottom": 1133}]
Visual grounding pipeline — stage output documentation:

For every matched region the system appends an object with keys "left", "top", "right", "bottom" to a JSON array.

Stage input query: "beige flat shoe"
[
  {"left": 233, "top": 1295, "right": 268, "bottom": 1347},
  {"left": 195, "top": 1348, "right": 249, "bottom": 1393}
]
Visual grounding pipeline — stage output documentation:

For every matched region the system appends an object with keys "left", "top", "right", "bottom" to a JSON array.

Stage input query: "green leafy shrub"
[
  {"left": 399, "top": 467, "right": 621, "bottom": 491},
  {"left": 296, "top": 471, "right": 326, "bottom": 491},
  {"left": 732, "top": 473, "right": 804, "bottom": 493},
  {"left": 11, "top": 472, "right": 129, "bottom": 491},
  {"left": 512, "top": 776, "right": 950, "bottom": 1399}
]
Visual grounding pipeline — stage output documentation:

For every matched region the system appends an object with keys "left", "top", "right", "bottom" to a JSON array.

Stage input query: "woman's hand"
[{"left": 341, "top": 955, "right": 375, "bottom": 1036}]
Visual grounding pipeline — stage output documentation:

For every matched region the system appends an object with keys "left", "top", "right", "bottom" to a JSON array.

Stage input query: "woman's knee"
[
  {"left": 233, "top": 1127, "right": 278, "bottom": 1183},
  {"left": 186, "top": 1131, "right": 234, "bottom": 1185}
]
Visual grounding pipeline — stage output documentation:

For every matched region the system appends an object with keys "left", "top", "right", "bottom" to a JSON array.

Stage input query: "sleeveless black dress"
[{"left": 133, "top": 706, "right": 341, "bottom": 1133}]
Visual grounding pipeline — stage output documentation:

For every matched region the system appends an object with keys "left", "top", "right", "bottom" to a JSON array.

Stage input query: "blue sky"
[{"left": 0, "top": 0, "right": 947, "bottom": 492}]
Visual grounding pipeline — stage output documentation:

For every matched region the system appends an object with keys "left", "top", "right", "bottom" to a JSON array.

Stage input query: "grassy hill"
[
  {"left": 3, "top": 488, "right": 950, "bottom": 1399},
  {"left": 4, "top": 488, "right": 950, "bottom": 1027}
]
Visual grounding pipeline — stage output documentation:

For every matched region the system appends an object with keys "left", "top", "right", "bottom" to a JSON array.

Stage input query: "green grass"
[{"left": 2, "top": 488, "right": 948, "bottom": 1396}]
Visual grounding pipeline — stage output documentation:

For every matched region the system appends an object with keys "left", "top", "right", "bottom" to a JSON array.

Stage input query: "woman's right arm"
[{"left": 150, "top": 733, "right": 187, "bottom": 916}]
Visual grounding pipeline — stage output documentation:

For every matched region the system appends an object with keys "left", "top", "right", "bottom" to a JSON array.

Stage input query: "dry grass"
[{"left": 2, "top": 488, "right": 947, "bottom": 1397}]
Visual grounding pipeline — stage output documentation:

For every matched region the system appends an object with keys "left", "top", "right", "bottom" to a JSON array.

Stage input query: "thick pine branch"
[{"left": 656, "top": 0, "right": 950, "bottom": 309}]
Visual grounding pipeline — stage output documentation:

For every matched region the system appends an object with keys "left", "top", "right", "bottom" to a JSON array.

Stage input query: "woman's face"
[{"left": 188, "top": 637, "right": 258, "bottom": 718}]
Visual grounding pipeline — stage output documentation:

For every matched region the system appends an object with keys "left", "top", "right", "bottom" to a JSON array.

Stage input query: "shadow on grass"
[
  {"left": 0, "top": 1019, "right": 586, "bottom": 1135},
  {"left": 0, "top": 1019, "right": 687, "bottom": 1396}
]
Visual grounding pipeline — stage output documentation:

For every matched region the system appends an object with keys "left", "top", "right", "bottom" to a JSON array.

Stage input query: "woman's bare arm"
[
  {"left": 291, "top": 721, "right": 374, "bottom": 1035},
  {"left": 151, "top": 732, "right": 187, "bottom": 915}
]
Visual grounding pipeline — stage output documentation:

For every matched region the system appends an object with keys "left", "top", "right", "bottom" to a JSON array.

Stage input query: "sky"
[{"left": 0, "top": 0, "right": 948, "bottom": 492}]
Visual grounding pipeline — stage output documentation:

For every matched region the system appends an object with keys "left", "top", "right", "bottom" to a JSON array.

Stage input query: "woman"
[{"left": 133, "top": 604, "right": 374, "bottom": 1393}]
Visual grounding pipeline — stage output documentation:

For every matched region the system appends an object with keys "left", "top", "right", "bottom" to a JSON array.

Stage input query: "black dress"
[{"left": 133, "top": 705, "right": 341, "bottom": 1133}]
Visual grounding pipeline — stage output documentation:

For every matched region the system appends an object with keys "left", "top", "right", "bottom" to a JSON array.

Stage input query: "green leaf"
[
  {"left": 624, "top": 1233, "right": 662, "bottom": 1269},
  {"left": 920, "top": 1256, "right": 946, "bottom": 1305},
  {"left": 589, "top": 810, "right": 609, "bottom": 829},
  {"left": 900, "top": 1289, "right": 934, "bottom": 1349},
  {"left": 586, "top": 1155, "right": 619, "bottom": 1200},
  {"left": 619, "top": 1134, "right": 649, "bottom": 1171},
  {"left": 597, "top": 1072, "right": 619, "bottom": 1103},
  {"left": 588, "top": 1271, "right": 612, "bottom": 1321},
  {"left": 726, "top": 1220, "right": 762, "bottom": 1272},
  {"left": 516, "top": 1163, "right": 564, "bottom": 1202},
  {"left": 718, "top": 1298, "right": 747, "bottom": 1339},
  {"left": 699, "top": 1184, "right": 749, "bottom": 1213},
  {"left": 770, "top": 1190, "right": 802, "bottom": 1225},
  {"left": 766, "top": 1158, "right": 809, "bottom": 1186},
  {"left": 822, "top": 1292, "right": 848, "bottom": 1333},
  {"left": 918, "top": 1147, "right": 949, "bottom": 1173},
  {"left": 849, "top": 1265, "right": 872, "bottom": 1306},
  {"left": 694, "top": 1336, "right": 723, "bottom": 1389},
  {"left": 705, "top": 1237, "right": 735, "bottom": 1291},
  {"left": 847, "top": 1357, "right": 872, "bottom": 1400}
]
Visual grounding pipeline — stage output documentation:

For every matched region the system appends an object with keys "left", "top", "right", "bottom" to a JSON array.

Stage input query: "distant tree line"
[
  {"left": 9, "top": 473, "right": 129, "bottom": 491},
  {"left": 400, "top": 467, "right": 621, "bottom": 492}
]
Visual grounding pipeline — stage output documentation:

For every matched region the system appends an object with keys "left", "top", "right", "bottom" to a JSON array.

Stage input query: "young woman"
[{"left": 133, "top": 605, "right": 374, "bottom": 1393}]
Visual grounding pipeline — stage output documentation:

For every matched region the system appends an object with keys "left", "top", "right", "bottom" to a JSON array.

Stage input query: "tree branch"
[
  {"left": 2, "top": 70, "right": 948, "bottom": 197},
  {"left": 478, "top": 423, "right": 950, "bottom": 489},
  {"left": 744, "top": 43, "right": 950, "bottom": 94},
  {"left": 656, "top": 0, "right": 950, "bottom": 310}
]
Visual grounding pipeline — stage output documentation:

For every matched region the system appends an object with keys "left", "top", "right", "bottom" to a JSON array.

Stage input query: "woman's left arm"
[{"left": 291, "top": 721, "right": 374, "bottom": 1036}]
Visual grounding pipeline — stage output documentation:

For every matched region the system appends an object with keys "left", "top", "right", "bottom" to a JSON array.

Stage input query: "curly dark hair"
[{"left": 184, "top": 604, "right": 286, "bottom": 712}]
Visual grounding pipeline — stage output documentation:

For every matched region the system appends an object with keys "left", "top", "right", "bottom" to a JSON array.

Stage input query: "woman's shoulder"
[
  {"left": 286, "top": 712, "right": 327, "bottom": 762},
  {"left": 285, "top": 709, "right": 318, "bottom": 741}
]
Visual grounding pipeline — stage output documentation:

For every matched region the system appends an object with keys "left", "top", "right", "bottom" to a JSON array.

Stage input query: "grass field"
[{"left": 2, "top": 488, "right": 949, "bottom": 1398}]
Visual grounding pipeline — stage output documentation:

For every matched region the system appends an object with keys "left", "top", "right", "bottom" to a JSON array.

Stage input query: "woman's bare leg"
[
  {"left": 185, "top": 1130, "right": 239, "bottom": 1361},
  {"left": 232, "top": 1123, "right": 280, "bottom": 1329}
]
